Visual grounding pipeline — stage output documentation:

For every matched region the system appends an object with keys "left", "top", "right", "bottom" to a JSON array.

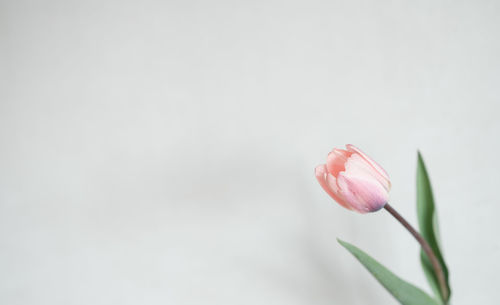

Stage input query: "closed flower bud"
[{"left": 315, "top": 144, "right": 391, "bottom": 213}]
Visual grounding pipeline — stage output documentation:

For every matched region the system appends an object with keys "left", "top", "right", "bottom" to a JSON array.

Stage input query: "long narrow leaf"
[
  {"left": 338, "top": 239, "right": 439, "bottom": 305},
  {"left": 416, "top": 152, "right": 450, "bottom": 304}
]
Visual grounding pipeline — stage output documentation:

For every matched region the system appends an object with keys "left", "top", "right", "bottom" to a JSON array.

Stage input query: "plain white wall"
[{"left": 1, "top": 0, "right": 499, "bottom": 304}]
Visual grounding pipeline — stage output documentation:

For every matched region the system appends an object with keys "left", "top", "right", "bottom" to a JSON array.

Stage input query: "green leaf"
[
  {"left": 338, "top": 239, "right": 440, "bottom": 305},
  {"left": 416, "top": 152, "right": 450, "bottom": 304}
]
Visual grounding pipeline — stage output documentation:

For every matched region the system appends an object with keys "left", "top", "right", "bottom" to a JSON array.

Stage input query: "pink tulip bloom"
[{"left": 315, "top": 144, "right": 391, "bottom": 213}]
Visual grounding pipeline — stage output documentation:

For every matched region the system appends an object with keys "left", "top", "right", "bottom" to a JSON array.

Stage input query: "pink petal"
[
  {"left": 346, "top": 144, "right": 391, "bottom": 189},
  {"left": 326, "top": 148, "right": 352, "bottom": 177},
  {"left": 337, "top": 172, "right": 388, "bottom": 213},
  {"left": 326, "top": 173, "right": 352, "bottom": 210},
  {"left": 343, "top": 153, "right": 391, "bottom": 192},
  {"left": 315, "top": 164, "right": 351, "bottom": 209}
]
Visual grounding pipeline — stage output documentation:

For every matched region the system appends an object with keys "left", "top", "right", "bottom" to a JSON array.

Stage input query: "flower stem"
[{"left": 383, "top": 203, "right": 449, "bottom": 302}]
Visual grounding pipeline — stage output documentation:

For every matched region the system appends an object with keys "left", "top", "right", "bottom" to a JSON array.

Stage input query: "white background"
[{"left": 1, "top": 0, "right": 499, "bottom": 304}]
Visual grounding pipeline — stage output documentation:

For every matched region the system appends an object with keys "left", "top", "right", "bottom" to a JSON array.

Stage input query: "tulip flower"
[
  {"left": 315, "top": 145, "right": 449, "bottom": 303},
  {"left": 315, "top": 144, "right": 391, "bottom": 213}
]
